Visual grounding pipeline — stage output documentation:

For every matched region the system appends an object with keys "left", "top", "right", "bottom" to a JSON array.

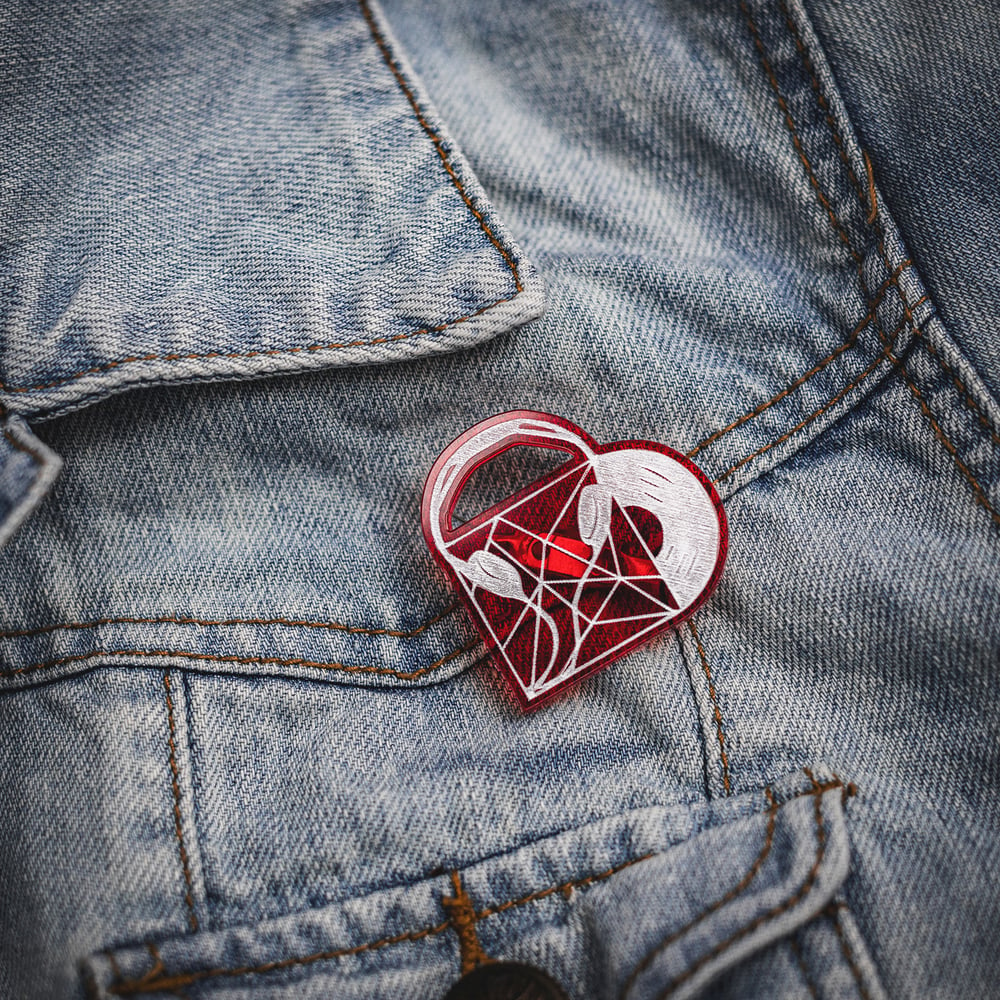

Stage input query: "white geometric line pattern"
[{"left": 424, "top": 413, "right": 724, "bottom": 706}]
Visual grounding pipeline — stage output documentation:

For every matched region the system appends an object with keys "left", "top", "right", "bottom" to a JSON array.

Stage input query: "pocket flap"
[
  {"left": 82, "top": 769, "right": 857, "bottom": 999},
  {"left": 608, "top": 771, "right": 850, "bottom": 999},
  {"left": 1, "top": 0, "right": 543, "bottom": 419}
]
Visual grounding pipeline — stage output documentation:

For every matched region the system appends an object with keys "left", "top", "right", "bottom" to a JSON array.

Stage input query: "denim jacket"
[{"left": 2, "top": 1, "right": 998, "bottom": 997}]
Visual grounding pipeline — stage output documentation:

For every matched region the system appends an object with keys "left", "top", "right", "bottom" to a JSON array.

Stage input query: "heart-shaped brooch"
[{"left": 422, "top": 412, "right": 727, "bottom": 708}]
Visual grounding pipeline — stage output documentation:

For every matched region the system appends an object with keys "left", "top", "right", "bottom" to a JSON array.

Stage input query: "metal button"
[{"left": 442, "top": 961, "right": 570, "bottom": 1000}]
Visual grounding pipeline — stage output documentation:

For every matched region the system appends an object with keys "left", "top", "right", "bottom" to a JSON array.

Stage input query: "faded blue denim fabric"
[
  {"left": 0, "top": 416, "right": 60, "bottom": 548},
  {"left": 1, "top": 0, "right": 999, "bottom": 998}
]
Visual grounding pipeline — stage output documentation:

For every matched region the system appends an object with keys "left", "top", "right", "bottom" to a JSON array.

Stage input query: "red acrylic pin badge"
[{"left": 422, "top": 412, "right": 727, "bottom": 708}]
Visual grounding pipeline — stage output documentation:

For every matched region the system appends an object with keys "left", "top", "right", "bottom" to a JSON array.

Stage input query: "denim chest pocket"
[{"left": 83, "top": 769, "right": 885, "bottom": 999}]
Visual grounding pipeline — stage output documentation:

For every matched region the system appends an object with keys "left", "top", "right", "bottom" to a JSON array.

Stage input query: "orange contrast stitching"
[
  {"left": 442, "top": 871, "right": 492, "bottom": 974},
  {"left": 687, "top": 620, "right": 732, "bottom": 795},
  {"left": 655, "top": 768, "right": 831, "bottom": 998},
  {"left": 106, "top": 781, "right": 838, "bottom": 996},
  {"left": 687, "top": 262, "right": 912, "bottom": 459},
  {"left": 862, "top": 152, "right": 878, "bottom": 224},
  {"left": 108, "top": 919, "right": 453, "bottom": 996},
  {"left": 0, "top": 2, "right": 523, "bottom": 398},
  {"left": 619, "top": 786, "right": 780, "bottom": 999},
  {"left": 1, "top": 297, "right": 521, "bottom": 395},
  {"left": 877, "top": 341, "right": 1000, "bottom": 526},
  {"left": 739, "top": 0, "right": 860, "bottom": 264},
  {"left": 107, "top": 853, "right": 652, "bottom": 996},
  {"left": 0, "top": 603, "right": 458, "bottom": 641},
  {"left": 917, "top": 337, "right": 1000, "bottom": 448},
  {"left": 2, "top": 427, "right": 50, "bottom": 466},
  {"left": 474, "top": 852, "right": 653, "bottom": 921},
  {"left": 0, "top": 641, "right": 479, "bottom": 681},
  {"left": 163, "top": 672, "right": 198, "bottom": 932},
  {"left": 779, "top": 0, "right": 1000, "bottom": 516},
  {"left": 827, "top": 902, "right": 873, "bottom": 1000},
  {"left": 714, "top": 306, "right": 922, "bottom": 483},
  {"left": 357, "top": 0, "right": 522, "bottom": 292},
  {"left": 777, "top": 0, "right": 870, "bottom": 213}
]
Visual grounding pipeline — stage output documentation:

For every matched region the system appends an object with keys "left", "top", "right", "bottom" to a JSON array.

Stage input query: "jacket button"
[{"left": 442, "top": 961, "right": 569, "bottom": 1000}]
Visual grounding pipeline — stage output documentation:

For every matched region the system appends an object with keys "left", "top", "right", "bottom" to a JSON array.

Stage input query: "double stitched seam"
[
  {"left": 654, "top": 768, "right": 831, "bottom": 999},
  {"left": 0, "top": 603, "right": 458, "bottom": 641},
  {"left": 687, "top": 620, "right": 732, "bottom": 795},
  {"left": 869, "top": 307, "right": 1000, "bottom": 524},
  {"left": 0, "top": 640, "right": 479, "bottom": 681},
  {"left": 106, "top": 782, "right": 836, "bottom": 995},
  {"left": 0, "top": 2, "right": 523, "bottom": 398},
  {"left": 163, "top": 672, "right": 198, "bottom": 932},
  {"left": 713, "top": 305, "right": 925, "bottom": 483},
  {"left": 106, "top": 854, "right": 652, "bottom": 995},
  {"left": 619, "top": 785, "right": 781, "bottom": 999},
  {"left": 736, "top": 0, "right": 975, "bottom": 511},
  {"left": 917, "top": 338, "right": 1000, "bottom": 448},
  {"left": 783, "top": 0, "right": 999, "bottom": 451},
  {"left": 826, "top": 901, "right": 872, "bottom": 1000},
  {"left": 775, "top": 0, "right": 1000, "bottom": 524},
  {"left": 687, "top": 262, "right": 911, "bottom": 459},
  {"left": 738, "top": 0, "right": 897, "bottom": 420},
  {"left": 788, "top": 935, "right": 819, "bottom": 999}
]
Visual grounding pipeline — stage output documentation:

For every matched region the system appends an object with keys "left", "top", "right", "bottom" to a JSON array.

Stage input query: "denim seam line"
[
  {"left": 770, "top": 0, "right": 1000, "bottom": 527},
  {"left": 618, "top": 786, "right": 780, "bottom": 999},
  {"left": 104, "top": 854, "right": 654, "bottom": 996},
  {"left": 104, "top": 777, "right": 845, "bottom": 996},
  {"left": 737, "top": 1, "right": 904, "bottom": 448},
  {"left": 0, "top": 641, "right": 480, "bottom": 681},
  {"left": 687, "top": 261, "right": 913, "bottom": 460},
  {"left": 826, "top": 901, "right": 873, "bottom": 1000},
  {"left": 780, "top": 0, "right": 1000, "bottom": 464},
  {"left": 622, "top": 771, "right": 844, "bottom": 1000},
  {"left": 1, "top": 0, "right": 524, "bottom": 399},
  {"left": 686, "top": 619, "right": 732, "bottom": 796},
  {"left": 692, "top": 0, "right": 909, "bottom": 489},
  {"left": 654, "top": 768, "right": 832, "bottom": 999},
  {"left": 163, "top": 671, "right": 198, "bottom": 933},
  {"left": 709, "top": 306, "right": 924, "bottom": 484},
  {"left": 2, "top": 426, "right": 46, "bottom": 464},
  {"left": 0, "top": 603, "right": 459, "bottom": 641},
  {"left": 789, "top": 935, "right": 820, "bottom": 999}
]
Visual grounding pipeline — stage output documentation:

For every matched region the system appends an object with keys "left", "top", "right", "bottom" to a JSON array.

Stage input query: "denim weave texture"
[{"left": 0, "top": 0, "right": 998, "bottom": 998}]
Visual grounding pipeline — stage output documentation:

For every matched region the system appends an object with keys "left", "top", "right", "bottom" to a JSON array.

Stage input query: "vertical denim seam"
[
  {"left": 776, "top": 0, "right": 1000, "bottom": 524},
  {"left": 687, "top": 620, "right": 732, "bottom": 796},
  {"left": 827, "top": 901, "right": 873, "bottom": 1000},
  {"left": 441, "top": 871, "right": 491, "bottom": 974},
  {"left": 729, "top": 0, "right": 901, "bottom": 477},
  {"left": 163, "top": 671, "right": 198, "bottom": 933},
  {"left": 788, "top": 934, "right": 820, "bottom": 998}
]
